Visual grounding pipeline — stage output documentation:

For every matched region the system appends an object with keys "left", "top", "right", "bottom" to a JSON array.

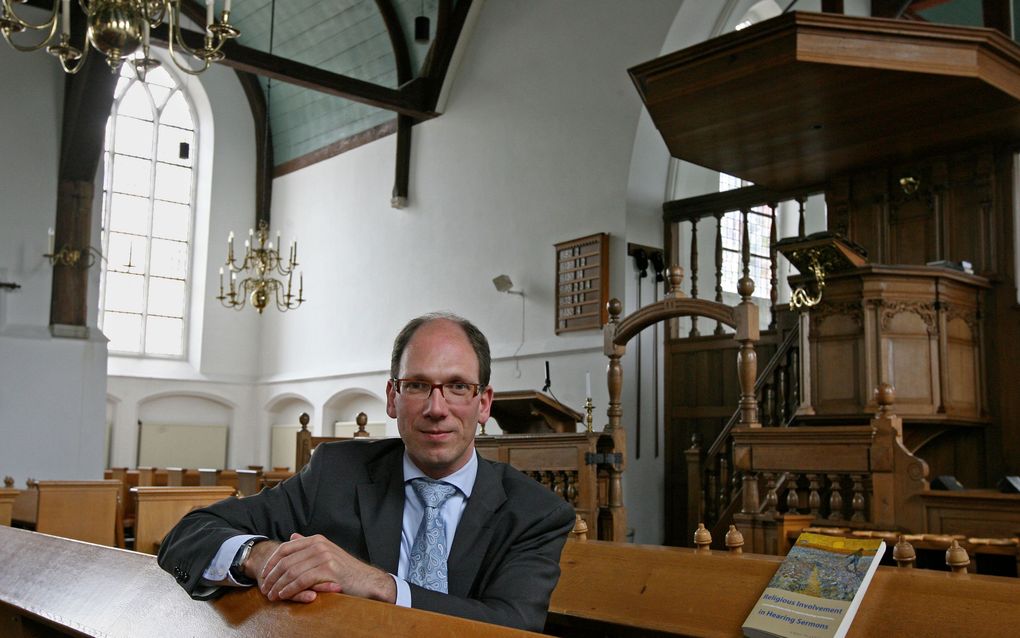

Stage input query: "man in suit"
[{"left": 158, "top": 313, "right": 576, "bottom": 631}]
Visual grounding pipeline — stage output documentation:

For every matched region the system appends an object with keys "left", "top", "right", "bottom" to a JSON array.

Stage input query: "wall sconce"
[{"left": 43, "top": 227, "right": 101, "bottom": 268}]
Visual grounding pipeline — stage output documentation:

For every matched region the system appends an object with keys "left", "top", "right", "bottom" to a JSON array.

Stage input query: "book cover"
[{"left": 742, "top": 532, "right": 886, "bottom": 638}]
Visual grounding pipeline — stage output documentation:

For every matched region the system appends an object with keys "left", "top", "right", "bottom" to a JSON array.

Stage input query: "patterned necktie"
[{"left": 408, "top": 478, "right": 458, "bottom": 593}]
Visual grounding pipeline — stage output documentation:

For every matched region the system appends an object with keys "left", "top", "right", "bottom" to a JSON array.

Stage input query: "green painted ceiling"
[{"left": 228, "top": 0, "right": 438, "bottom": 167}]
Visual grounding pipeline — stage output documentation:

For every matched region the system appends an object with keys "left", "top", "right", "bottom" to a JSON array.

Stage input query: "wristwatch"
[{"left": 229, "top": 538, "right": 260, "bottom": 585}]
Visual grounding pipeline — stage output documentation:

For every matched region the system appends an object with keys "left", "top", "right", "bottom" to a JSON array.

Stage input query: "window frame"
[{"left": 98, "top": 61, "right": 198, "bottom": 360}]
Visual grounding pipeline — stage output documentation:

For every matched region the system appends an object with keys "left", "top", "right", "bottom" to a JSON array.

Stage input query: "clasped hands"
[{"left": 247, "top": 533, "right": 396, "bottom": 604}]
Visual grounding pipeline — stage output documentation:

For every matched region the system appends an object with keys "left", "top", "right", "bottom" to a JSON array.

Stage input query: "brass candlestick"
[{"left": 584, "top": 398, "right": 593, "bottom": 433}]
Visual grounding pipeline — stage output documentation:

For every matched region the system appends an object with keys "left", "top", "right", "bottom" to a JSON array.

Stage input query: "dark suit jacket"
[{"left": 157, "top": 438, "right": 575, "bottom": 631}]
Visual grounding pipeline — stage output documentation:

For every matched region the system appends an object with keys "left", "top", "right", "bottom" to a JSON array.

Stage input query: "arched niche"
[
  {"left": 265, "top": 394, "right": 314, "bottom": 471},
  {"left": 136, "top": 393, "right": 233, "bottom": 468},
  {"left": 323, "top": 389, "right": 390, "bottom": 438}
]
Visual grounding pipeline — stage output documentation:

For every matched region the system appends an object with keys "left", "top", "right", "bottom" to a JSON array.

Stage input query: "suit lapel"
[
  {"left": 357, "top": 446, "right": 405, "bottom": 574},
  {"left": 447, "top": 454, "right": 506, "bottom": 598}
]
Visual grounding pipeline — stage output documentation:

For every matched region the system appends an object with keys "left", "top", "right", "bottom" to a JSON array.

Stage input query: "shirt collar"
[{"left": 402, "top": 448, "right": 477, "bottom": 498}]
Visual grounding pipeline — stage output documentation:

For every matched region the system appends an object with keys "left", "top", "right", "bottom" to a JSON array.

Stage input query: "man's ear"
[
  {"left": 385, "top": 379, "right": 398, "bottom": 419},
  {"left": 476, "top": 385, "right": 494, "bottom": 424}
]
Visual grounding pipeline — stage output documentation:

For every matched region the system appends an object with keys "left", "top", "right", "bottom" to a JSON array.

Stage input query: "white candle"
[
  {"left": 218, "top": 267, "right": 224, "bottom": 293},
  {"left": 61, "top": 0, "right": 69, "bottom": 37},
  {"left": 586, "top": 371, "right": 591, "bottom": 398},
  {"left": 142, "top": 19, "right": 149, "bottom": 48},
  {"left": 47, "top": 227, "right": 55, "bottom": 254},
  {"left": 228, "top": 230, "right": 234, "bottom": 242},
  {"left": 224, "top": 0, "right": 232, "bottom": 14},
  {"left": 206, "top": 0, "right": 214, "bottom": 33}
]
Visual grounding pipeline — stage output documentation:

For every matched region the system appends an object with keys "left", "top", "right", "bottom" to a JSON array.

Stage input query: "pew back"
[
  {"left": 132, "top": 486, "right": 238, "bottom": 554},
  {"left": 35, "top": 480, "right": 121, "bottom": 547},
  {"left": 548, "top": 539, "right": 1020, "bottom": 637},
  {"left": 0, "top": 488, "right": 18, "bottom": 526}
]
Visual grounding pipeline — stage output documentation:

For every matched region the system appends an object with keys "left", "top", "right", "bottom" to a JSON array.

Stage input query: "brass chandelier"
[
  {"left": 0, "top": 0, "right": 239, "bottom": 77},
  {"left": 218, "top": 220, "right": 305, "bottom": 315}
]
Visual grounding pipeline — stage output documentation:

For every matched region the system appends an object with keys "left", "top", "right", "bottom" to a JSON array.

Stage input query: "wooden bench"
[
  {"left": 0, "top": 525, "right": 539, "bottom": 637},
  {"left": 0, "top": 487, "right": 17, "bottom": 527},
  {"left": 547, "top": 538, "right": 1020, "bottom": 637},
  {"left": 28, "top": 480, "right": 122, "bottom": 547},
  {"left": 132, "top": 486, "right": 238, "bottom": 554}
]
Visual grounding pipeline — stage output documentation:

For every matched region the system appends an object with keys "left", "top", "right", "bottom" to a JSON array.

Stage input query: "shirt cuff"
[
  {"left": 200, "top": 534, "right": 267, "bottom": 587},
  {"left": 392, "top": 574, "right": 411, "bottom": 607}
]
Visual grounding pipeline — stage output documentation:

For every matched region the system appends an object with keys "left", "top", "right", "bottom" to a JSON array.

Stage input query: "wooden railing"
[{"left": 665, "top": 184, "right": 822, "bottom": 544}]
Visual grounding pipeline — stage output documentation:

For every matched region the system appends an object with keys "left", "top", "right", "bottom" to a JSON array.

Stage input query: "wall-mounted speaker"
[
  {"left": 998, "top": 476, "right": 1020, "bottom": 493},
  {"left": 931, "top": 475, "right": 965, "bottom": 491}
]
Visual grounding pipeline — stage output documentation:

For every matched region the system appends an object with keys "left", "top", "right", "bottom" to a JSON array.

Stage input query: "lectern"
[{"left": 489, "top": 390, "right": 582, "bottom": 433}]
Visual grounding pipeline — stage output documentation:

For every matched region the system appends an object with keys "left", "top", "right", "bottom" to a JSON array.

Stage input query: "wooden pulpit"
[{"left": 489, "top": 391, "right": 582, "bottom": 434}]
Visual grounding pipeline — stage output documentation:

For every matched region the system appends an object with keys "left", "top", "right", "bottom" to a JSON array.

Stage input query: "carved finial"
[
  {"left": 893, "top": 535, "right": 916, "bottom": 568},
  {"left": 3, "top": 476, "right": 12, "bottom": 488},
  {"left": 571, "top": 514, "right": 589, "bottom": 541},
  {"left": 874, "top": 383, "right": 895, "bottom": 414},
  {"left": 725, "top": 525, "right": 744, "bottom": 554},
  {"left": 299, "top": 412, "right": 310, "bottom": 431},
  {"left": 354, "top": 412, "right": 369, "bottom": 438},
  {"left": 607, "top": 298, "right": 622, "bottom": 323},
  {"left": 946, "top": 540, "right": 970, "bottom": 573},
  {"left": 694, "top": 523, "right": 712, "bottom": 552},
  {"left": 26, "top": 478, "right": 37, "bottom": 488},
  {"left": 737, "top": 275, "right": 755, "bottom": 301},
  {"left": 668, "top": 265, "right": 684, "bottom": 295}
]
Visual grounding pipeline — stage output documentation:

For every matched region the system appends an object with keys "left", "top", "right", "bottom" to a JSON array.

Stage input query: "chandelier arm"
[
  {"left": 55, "top": 34, "right": 89, "bottom": 73},
  {"left": 165, "top": 3, "right": 215, "bottom": 75},
  {"left": 1, "top": 0, "right": 58, "bottom": 31},
  {"left": 1, "top": 1, "right": 59, "bottom": 53}
]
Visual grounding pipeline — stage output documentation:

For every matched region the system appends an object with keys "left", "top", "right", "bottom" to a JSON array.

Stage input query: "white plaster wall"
[{"left": 0, "top": 39, "right": 108, "bottom": 484}]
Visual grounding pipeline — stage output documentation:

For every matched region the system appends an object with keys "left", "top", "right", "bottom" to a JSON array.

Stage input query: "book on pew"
[{"left": 742, "top": 532, "right": 885, "bottom": 638}]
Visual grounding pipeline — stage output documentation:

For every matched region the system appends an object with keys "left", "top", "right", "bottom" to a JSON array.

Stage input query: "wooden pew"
[
  {"left": 546, "top": 538, "right": 1020, "bottom": 637},
  {"left": 236, "top": 468, "right": 262, "bottom": 496},
  {"left": 166, "top": 467, "right": 200, "bottom": 486},
  {"left": 0, "top": 486, "right": 17, "bottom": 527},
  {"left": 0, "top": 526, "right": 539, "bottom": 637},
  {"left": 11, "top": 479, "right": 38, "bottom": 527},
  {"left": 32, "top": 480, "right": 121, "bottom": 547},
  {"left": 132, "top": 486, "right": 238, "bottom": 554}
]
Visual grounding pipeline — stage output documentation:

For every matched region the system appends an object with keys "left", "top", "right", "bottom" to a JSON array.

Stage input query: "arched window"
[{"left": 98, "top": 63, "right": 196, "bottom": 357}]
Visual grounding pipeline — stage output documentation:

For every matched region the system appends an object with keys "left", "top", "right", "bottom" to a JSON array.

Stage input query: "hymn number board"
[{"left": 555, "top": 233, "right": 609, "bottom": 334}]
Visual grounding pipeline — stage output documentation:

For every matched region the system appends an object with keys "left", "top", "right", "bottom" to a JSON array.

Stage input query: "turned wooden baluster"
[
  {"left": 807, "top": 474, "right": 822, "bottom": 517},
  {"left": 736, "top": 235, "right": 760, "bottom": 429},
  {"left": 785, "top": 474, "right": 801, "bottom": 513},
  {"left": 714, "top": 212, "right": 725, "bottom": 335},
  {"left": 690, "top": 218, "right": 700, "bottom": 337},
  {"left": 764, "top": 473, "right": 779, "bottom": 516},
  {"left": 767, "top": 202, "right": 778, "bottom": 331},
  {"left": 828, "top": 474, "right": 844, "bottom": 520},
  {"left": 851, "top": 474, "right": 866, "bottom": 522}
]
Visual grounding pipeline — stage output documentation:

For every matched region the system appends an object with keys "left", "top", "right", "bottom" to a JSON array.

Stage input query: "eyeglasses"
[{"left": 392, "top": 378, "right": 484, "bottom": 404}]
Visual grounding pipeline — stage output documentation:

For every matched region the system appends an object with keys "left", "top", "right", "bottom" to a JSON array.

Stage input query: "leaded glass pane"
[
  {"left": 106, "top": 232, "right": 146, "bottom": 276},
  {"left": 111, "top": 154, "right": 152, "bottom": 197},
  {"left": 148, "top": 84, "right": 172, "bottom": 110},
  {"left": 103, "top": 311, "right": 142, "bottom": 353},
  {"left": 747, "top": 211, "right": 771, "bottom": 256},
  {"left": 721, "top": 211, "right": 741, "bottom": 251},
  {"left": 154, "top": 162, "right": 192, "bottom": 203},
  {"left": 152, "top": 200, "right": 190, "bottom": 241},
  {"left": 145, "top": 316, "right": 183, "bottom": 356},
  {"left": 113, "top": 115, "right": 153, "bottom": 159},
  {"left": 114, "top": 75, "right": 132, "bottom": 100},
  {"left": 147, "top": 277, "right": 186, "bottom": 317},
  {"left": 149, "top": 238, "right": 188, "bottom": 279},
  {"left": 108, "top": 193, "right": 149, "bottom": 235},
  {"left": 104, "top": 272, "right": 145, "bottom": 313},
  {"left": 118, "top": 82, "right": 153, "bottom": 121},
  {"left": 161, "top": 91, "right": 193, "bottom": 128},
  {"left": 157, "top": 125, "right": 194, "bottom": 167},
  {"left": 144, "top": 65, "right": 176, "bottom": 89}
]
